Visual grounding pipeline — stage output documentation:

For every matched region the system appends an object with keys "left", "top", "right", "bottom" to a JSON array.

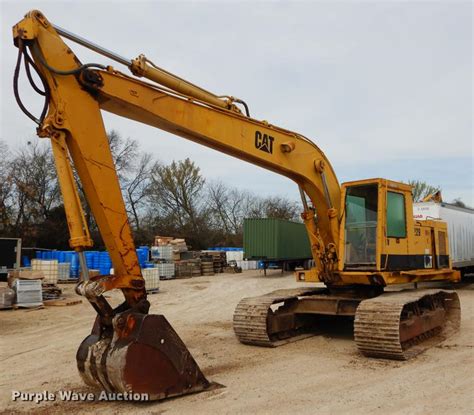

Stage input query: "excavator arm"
[{"left": 12, "top": 10, "right": 342, "bottom": 399}]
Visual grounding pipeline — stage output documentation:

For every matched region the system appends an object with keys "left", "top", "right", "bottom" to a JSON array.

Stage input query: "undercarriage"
[{"left": 233, "top": 286, "right": 460, "bottom": 359}]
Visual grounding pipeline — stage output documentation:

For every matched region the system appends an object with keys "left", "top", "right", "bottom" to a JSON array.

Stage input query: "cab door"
[
  {"left": 343, "top": 184, "right": 378, "bottom": 270},
  {"left": 382, "top": 190, "right": 410, "bottom": 270}
]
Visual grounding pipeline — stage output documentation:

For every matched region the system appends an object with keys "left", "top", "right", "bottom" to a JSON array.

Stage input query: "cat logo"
[{"left": 255, "top": 131, "right": 274, "bottom": 154}]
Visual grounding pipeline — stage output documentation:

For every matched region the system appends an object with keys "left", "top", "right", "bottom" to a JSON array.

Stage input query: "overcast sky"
[{"left": 1, "top": 0, "right": 472, "bottom": 206}]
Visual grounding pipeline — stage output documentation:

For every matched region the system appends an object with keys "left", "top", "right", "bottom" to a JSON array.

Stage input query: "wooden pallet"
[{"left": 43, "top": 298, "right": 82, "bottom": 306}]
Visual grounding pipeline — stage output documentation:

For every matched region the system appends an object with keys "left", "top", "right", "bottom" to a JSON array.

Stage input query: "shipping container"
[
  {"left": 243, "top": 218, "right": 311, "bottom": 260},
  {"left": 413, "top": 202, "right": 474, "bottom": 271}
]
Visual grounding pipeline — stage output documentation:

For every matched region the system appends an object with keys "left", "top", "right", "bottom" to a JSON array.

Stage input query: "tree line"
[
  {"left": 1, "top": 132, "right": 468, "bottom": 251},
  {"left": 0, "top": 132, "right": 300, "bottom": 250}
]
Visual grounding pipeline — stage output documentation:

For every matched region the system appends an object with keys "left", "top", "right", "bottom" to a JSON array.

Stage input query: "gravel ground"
[{"left": 1, "top": 271, "right": 473, "bottom": 414}]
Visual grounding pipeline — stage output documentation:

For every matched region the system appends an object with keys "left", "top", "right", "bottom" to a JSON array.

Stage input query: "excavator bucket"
[{"left": 77, "top": 312, "right": 210, "bottom": 400}]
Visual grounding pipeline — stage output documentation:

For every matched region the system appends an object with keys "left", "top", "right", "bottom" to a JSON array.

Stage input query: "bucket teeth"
[{"left": 77, "top": 312, "right": 210, "bottom": 400}]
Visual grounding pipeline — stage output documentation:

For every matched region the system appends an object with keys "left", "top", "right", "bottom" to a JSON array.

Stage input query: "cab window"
[
  {"left": 344, "top": 184, "right": 378, "bottom": 266},
  {"left": 386, "top": 191, "right": 406, "bottom": 238}
]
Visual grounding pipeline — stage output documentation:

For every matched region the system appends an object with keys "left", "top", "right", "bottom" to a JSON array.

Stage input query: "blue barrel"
[
  {"left": 98, "top": 251, "right": 112, "bottom": 275},
  {"left": 99, "top": 251, "right": 111, "bottom": 262},
  {"left": 22, "top": 256, "right": 31, "bottom": 267},
  {"left": 95, "top": 252, "right": 100, "bottom": 269},
  {"left": 70, "top": 252, "right": 79, "bottom": 277},
  {"left": 138, "top": 246, "right": 150, "bottom": 264},
  {"left": 136, "top": 248, "right": 148, "bottom": 267},
  {"left": 136, "top": 249, "right": 143, "bottom": 267},
  {"left": 85, "top": 251, "right": 95, "bottom": 269},
  {"left": 63, "top": 251, "right": 73, "bottom": 264}
]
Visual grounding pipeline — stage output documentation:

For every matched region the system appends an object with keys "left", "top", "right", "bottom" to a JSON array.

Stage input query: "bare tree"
[
  {"left": 124, "top": 153, "right": 156, "bottom": 230},
  {"left": 245, "top": 195, "right": 300, "bottom": 221},
  {"left": 3, "top": 134, "right": 303, "bottom": 249},
  {"left": 1, "top": 140, "right": 62, "bottom": 244},
  {"left": 262, "top": 196, "right": 300, "bottom": 221},
  {"left": 10, "top": 141, "right": 60, "bottom": 224},
  {"left": 207, "top": 180, "right": 301, "bottom": 246},
  {"left": 149, "top": 158, "right": 205, "bottom": 229},
  {"left": 0, "top": 141, "right": 14, "bottom": 231},
  {"left": 207, "top": 181, "right": 251, "bottom": 235},
  {"left": 108, "top": 130, "right": 139, "bottom": 181}
]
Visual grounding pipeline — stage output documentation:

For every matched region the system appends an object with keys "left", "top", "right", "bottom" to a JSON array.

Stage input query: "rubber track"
[
  {"left": 233, "top": 288, "right": 323, "bottom": 347},
  {"left": 354, "top": 289, "right": 460, "bottom": 360}
]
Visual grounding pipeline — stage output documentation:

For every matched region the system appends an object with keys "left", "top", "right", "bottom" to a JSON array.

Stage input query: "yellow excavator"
[{"left": 12, "top": 10, "right": 461, "bottom": 401}]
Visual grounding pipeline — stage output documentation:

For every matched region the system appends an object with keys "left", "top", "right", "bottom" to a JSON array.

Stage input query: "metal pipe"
[
  {"left": 320, "top": 171, "right": 333, "bottom": 209},
  {"left": 52, "top": 24, "right": 229, "bottom": 110},
  {"left": 135, "top": 57, "right": 229, "bottom": 109},
  {"left": 77, "top": 251, "right": 90, "bottom": 281},
  {"left": 52, "top": 23, "right": 132, "bottom": 67},
  {"left": 299, "top": 186, "right": 309, "bottom": 211}
]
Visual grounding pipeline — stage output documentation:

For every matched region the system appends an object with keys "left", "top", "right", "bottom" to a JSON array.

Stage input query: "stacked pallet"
[
  {"left": 154, "top": 236, "right": 174, "bottom": 246},
  {"left": 175, "top": 259, "right": 201, "bottom": 278},
  {"left": 200, "top": 256, "right": 214, "bottom": 276},
  {"left": 42, "top": 283, "right": 62, "bottom": 300},
  {"left": 201, "top": 251, "right": 226, "bottom": 274},
  {"left": 170, "top": 239, "right": 188, "bottom": 261},
  {"left": 153, "top": 235, "right": 189, "bottom": 264},
  {"left": 8, "top": 268, "right": 44, "bottom": 283},
  {"left": 179, "top": 251, "right": 201, "bottom": 260}
]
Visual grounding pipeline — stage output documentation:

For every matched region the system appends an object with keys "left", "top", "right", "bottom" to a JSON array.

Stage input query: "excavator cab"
[
  {"left": 340, "top": 178, "right": 455, "bottom": 277},
  {"left": 341, "top": 179, "right": 416, "bottom": 273}
]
